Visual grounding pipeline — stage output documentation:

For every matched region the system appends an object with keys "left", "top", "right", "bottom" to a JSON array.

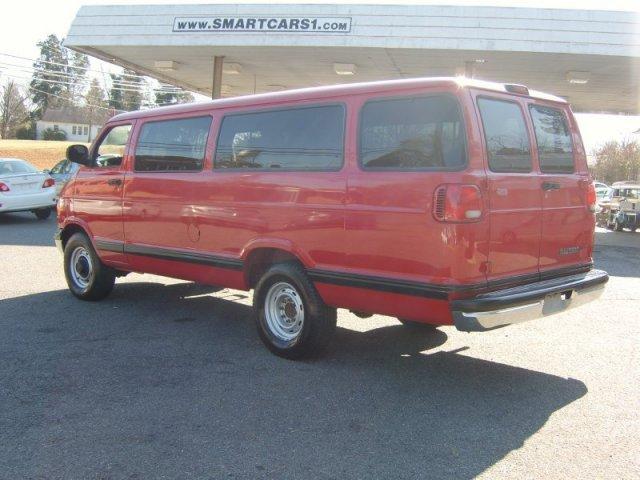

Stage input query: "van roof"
[{"left": 111, "top": 76, "right": 568, "bottom": 122}]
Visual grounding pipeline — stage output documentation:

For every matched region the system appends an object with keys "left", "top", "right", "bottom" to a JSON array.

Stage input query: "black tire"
[
  {"left": 253, "top": 262, "right": 336, "bottom": 359},
  {"left": 63, "top": 232, "right": 115, "bottom": 301},
  {"left": 397, "top": 318, "right": 438, "bottom": 330},
  {"left": 33, "top": 208, "right": 51, "bottom": 220}
]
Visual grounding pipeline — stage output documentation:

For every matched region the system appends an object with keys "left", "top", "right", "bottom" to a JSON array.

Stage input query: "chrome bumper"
[{"left": 452, "top": 269, "right": 608, "bottom": 332}]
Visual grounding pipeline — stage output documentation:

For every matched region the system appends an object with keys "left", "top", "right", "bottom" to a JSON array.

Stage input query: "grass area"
[{"left": 0, "top": 140, "right": 89, "bottom": 170}]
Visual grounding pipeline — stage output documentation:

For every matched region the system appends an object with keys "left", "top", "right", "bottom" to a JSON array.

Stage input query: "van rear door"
[
  {"left": 475, "top": 93, "right": 542, "bottom": 284},
  {"left": 528, "top": 103, "right": 594, "bottom": 274}
]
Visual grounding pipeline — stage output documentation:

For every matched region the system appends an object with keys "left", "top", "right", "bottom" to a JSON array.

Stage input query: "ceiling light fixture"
[
  {"left": 333, "top": 63, "right": 357, "bottom": 76},
  {"left": 154, "top": 60, "right": 177, "bottom": 71},
  {"left": 223, "top": 63, "right": 242, "bottom": 75},
  {"left": 566, "top": 71, "right": 590, "bottom": 84}
]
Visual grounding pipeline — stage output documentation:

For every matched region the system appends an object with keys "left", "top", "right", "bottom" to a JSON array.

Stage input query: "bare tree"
[
  {"left": 590, "top": 139, "right": 640, "bottom": 184},
  {"left": 84, "top": 78, "right": 108, "bottom": 142},
  {"left": 0, "top": 80, "right": 29, "bottom": 139}
]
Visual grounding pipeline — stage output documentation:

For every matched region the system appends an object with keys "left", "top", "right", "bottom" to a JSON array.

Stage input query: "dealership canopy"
[{"left": 65, "top": 3, "right": 640, "bottom": 114}]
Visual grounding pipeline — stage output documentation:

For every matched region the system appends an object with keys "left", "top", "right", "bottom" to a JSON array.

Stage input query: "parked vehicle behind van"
[
  {"left": 1, "top": 158, "right": 56, "bottom": 219},
  {"left": 46, "top": 158, "right": 80, "bottom": 200},
  {"left": 55, "top": 77, "right": 608, "bottom": 358}
]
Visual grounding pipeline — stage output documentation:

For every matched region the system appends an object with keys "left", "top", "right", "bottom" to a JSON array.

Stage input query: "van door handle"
[
  {"left": 107, "top": 178, "right": 122, "bottom": 186},
  {"left": 542, "top": 181, "right": 561, "bottom": 191}
]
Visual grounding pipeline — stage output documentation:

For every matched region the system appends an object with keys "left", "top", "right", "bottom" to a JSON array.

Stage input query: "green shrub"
[
  {"left": 42, "top": 128, "right": 67, "bottom": 141},
  {"left": 16, "top": 122, "right": 36, "bottom": 140}
]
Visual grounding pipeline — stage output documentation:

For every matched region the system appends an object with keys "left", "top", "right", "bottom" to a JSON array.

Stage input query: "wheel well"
[
  {"left": 60, "top": 224, "right": 88, "bottom": 250},
  {"left": 244, "top": 248, "right": 302, "bottom": 289}
]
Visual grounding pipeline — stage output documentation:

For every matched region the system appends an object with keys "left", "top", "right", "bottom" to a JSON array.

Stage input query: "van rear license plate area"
[{"left": 542, "top": 291, "right": 573, "bottom": 315}]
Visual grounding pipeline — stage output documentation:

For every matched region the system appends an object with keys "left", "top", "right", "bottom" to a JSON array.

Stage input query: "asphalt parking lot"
[{"left": 1, "top": 214, "right": 638, "bottom": 480}]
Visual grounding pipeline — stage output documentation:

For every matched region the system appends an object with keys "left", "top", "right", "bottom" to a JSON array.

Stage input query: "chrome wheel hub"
[
  {"left": 70, "top": 246, "right": 92, "bottom": 289},
  {"left": 264, "top": 282, "right": 304, "bottom": 342}
]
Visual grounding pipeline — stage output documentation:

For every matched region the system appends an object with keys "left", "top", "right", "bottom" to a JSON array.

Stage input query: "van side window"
[
  {"left": 359, "top": 95, "right": 466, "bottom": 170},
  {"left": 477, "top": 98, "right": 531, "bottom": 173},
  {"left": 134, "top": 116, "right": 212, "bottom": 172},
  {"left": 214, "top": 105, "right": 344, "bottom": 170},
  {"left": 529, "top": 105, "right": 574, "bottom": 173},
  {"left": 93, "top": 124, "right": 132, "bottom": 168}
]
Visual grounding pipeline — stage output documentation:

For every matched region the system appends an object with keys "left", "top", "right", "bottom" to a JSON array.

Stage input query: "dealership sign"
[{"left": 173, "top": 16, "right": 352, "bottom": 33}]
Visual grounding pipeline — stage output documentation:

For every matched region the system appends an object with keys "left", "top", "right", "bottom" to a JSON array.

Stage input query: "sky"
[{"left": 1, "top": 0, "right": 638, "bottom": 152}]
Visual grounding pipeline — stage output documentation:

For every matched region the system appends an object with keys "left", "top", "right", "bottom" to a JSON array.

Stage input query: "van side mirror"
[{"left": 66, "top": 144, "right": 90, "bottom": 166}]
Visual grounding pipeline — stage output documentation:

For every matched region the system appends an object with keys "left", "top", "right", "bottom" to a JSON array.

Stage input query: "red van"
[{"left": 56, "top": 77, "right": 608, "bottom": 358}]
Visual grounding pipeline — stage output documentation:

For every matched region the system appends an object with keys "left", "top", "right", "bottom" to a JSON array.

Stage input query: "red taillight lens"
[
  {"left": 42, "top": 178, "right": 55, "bottom": 188},
  {"left": 586, "top": 182, "right": 596, "bottom": 212},
  {"left": 433, "top": 184, "right": 483, "bottom": 222},
  {"left": 0, "top": 182, "right": 9, "bottom": 192}
]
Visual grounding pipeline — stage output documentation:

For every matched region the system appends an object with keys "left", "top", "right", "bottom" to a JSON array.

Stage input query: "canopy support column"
[{"left": 212, "top": 55, "right": 224, "bottom": 99}]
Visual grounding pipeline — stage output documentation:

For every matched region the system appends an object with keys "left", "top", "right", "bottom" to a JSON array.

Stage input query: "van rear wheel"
[
  {"left": 254, "top": 262, "right": 336, "bottom": 359},
  {"left": 64, "top": 232, "right": 116, "bottom": 301}
]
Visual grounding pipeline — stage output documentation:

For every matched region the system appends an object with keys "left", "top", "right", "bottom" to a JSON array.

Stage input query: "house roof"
[{"left": 41, "top": 106, "right": 120, "bottom": 125}]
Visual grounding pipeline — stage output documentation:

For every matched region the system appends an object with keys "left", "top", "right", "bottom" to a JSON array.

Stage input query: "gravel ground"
[{"left": 1, "top": 215, "right": 638, "bottom": 480}]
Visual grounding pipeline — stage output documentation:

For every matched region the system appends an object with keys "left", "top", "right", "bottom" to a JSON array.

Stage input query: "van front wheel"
[
  {"left": 63, "top": 233, "right": 115, "bottom": 301},
  {"left": 254, "top": 263, "right": 336, "bottom": 359}
]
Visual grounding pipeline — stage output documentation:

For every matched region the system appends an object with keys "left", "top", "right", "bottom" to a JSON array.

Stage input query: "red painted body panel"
[
  {"left": 193, "top": 170, "right": 346, "bottom": 268},
  {"left": 316, "top": 283, "right": 453, "bottom": 325},
  {"left": 537, "top": 106, "right": 594, "bottom": 272},
  {"left": 57, "top": 77, "right": 594, "bottom": 325},
  {"left": 68, "top": 120, "right": 133, "bottom": 267}
]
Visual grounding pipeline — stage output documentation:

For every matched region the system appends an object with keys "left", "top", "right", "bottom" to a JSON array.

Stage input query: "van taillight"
[
  {"left": 42, "top": 178, "right": 55, "bottom": 188},
  {"left": 586, "top": 182, "right": 596, "bottom": 213},
  {"left": 0, "top": 182, "right": 9, "bottom": 192},
  {"left": 433, "top": 184, "right": 483, "bottom": 222}
]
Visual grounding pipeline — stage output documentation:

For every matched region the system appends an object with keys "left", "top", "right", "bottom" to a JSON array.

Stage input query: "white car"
[
  {"left": 595, "top": 181, "right": 609, "bottom": 199},
  {"left": 0, "top": 158, "right": 57, "bottom": 220}
]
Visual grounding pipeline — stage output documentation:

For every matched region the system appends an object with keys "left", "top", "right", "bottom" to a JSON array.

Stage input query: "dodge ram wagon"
[{"left": 55, "top": 77, "right": 608, "bottom": 358}]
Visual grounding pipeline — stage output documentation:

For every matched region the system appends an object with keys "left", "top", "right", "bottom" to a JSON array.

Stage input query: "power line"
[
  {"left": 24, "top": 84, "right": 115, "bottom": 112},
  {"left": 0, "top": 51, "right": 151, "bottom": 80},
  {"left": 0, "top": 61, "right": 184, "bottom": 92},
  {"left": 3, "top": 72, "right": 147, "bottom": 94},
  {"left": 2, "top": 71, "right": 183, "bottom": 95},
  {"left": 16, "top": 79, "right": 193, "bottom": 111}
]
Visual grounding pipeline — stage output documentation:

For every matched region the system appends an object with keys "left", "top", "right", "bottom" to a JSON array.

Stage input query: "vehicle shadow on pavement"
[
  {"left": 0, "top": 211, "right": 57, "bottom": 247},
  {"left": 1, "top": 281, "right": 587, "bottom": 480}
]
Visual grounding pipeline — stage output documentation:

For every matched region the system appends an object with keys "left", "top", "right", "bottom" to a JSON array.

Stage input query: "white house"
[{"left": 36, "top": 106, "right": 118, "bottom": 142}]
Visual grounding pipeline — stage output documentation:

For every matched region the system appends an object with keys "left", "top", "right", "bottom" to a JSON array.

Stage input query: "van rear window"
[
  {"left": 214, "top": 105, "right": 344, "bottom": 170},
  {"left": 359, "top": 95, "right": 466, "bottom": 170},
  {"left": 529, "top": 105, "right": 574, "bottom": 173},
  {"left": 135, "top": 116, "right": 212, "bottom": 172},
  {"left": 477, "top": 98, "right": 531, "bottom": 173}
]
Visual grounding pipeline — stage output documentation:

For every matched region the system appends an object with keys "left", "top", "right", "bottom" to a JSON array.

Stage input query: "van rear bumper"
[{"left": 451, "top": 269, "right": 608, "bottom": 332}]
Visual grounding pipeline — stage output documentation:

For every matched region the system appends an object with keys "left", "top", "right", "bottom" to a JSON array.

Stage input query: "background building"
[
  {"left": 36, "top": 106, "right": 117, "bottom": 142},
  {"left": 64, "top": 3, "right": 640, "bottom": 114}
]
